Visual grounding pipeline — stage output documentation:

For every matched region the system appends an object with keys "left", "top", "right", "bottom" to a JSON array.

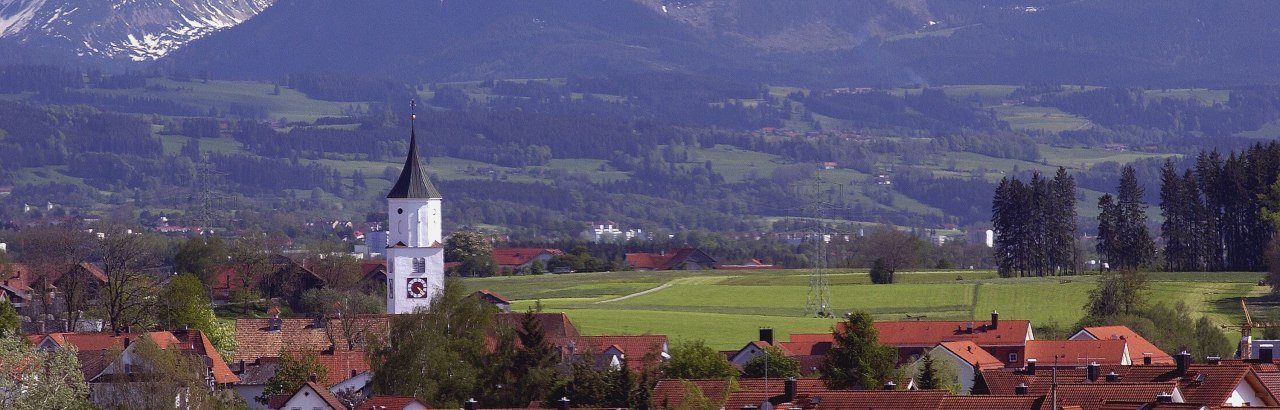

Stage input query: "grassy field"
[{"left": 463, "top": 269, "right": 1268, "bottom": 349}]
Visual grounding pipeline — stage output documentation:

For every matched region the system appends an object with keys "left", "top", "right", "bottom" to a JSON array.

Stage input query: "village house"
[
  {"left": 980, "top": 352, "right": 1278, "bottom": 408},
  {"left": 1071, "top": 325, "right": 1176, "bottom": 365},
  {"left": 471, "top": 289, "right": 511, "bottom": 312},
  {"left": 914, "top": 341, "right": 1006, "bottom": 394},
  {"left": 3, "top": 261, "right": 109, "bottom": 332},
  {"left": 625, "top": 248, "right": 717, "bottom": 271},
  {"left": 210, "top": 254, "right": 327, "bottom": 310},
  {"left": 29, "top": 329, "right": 238, "bottom": 407},
  {"left": 490, "top": 247, "right": 562, "bottom": 273},
  {"left": 267, "top": 380, "right": 346, "bottom": 410}
]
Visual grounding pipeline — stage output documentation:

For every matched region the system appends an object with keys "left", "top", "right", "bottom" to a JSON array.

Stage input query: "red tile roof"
[
  {"left": 233, "top": 315, "right": 389, "bottom": 363},
  {"left": 938, "top": 394, "right": 1044, "bottom": 410},
  {"left": 2, "top": 262, "right": 108, "bottom": 292},
  {"left": 474, "top": 289, "right": 510, "bottom": 304},
  {"left": 1051, "top": 382, "right": 1182, "bottom": 410},
  {"left": 355, "top": 395, "right": 428, "bottom": 410},
  {"left": 277, "top": 381, "right": 346, "bottom": 410},
  {"left": 1025, "top": 339, "right": 1130, "bottom": 366},
  {"left": 625, "top": 248, "right": 710, "bottom": 271},
  {"left": 869, "top": 319, "right": 1033, "bottom": 347},
  {"left": 494, "top": 312, "right": 580, "bottom": 343},
  {"left": 172, "top": 329, "right": 239, "bottom": 384},
  {"left": 490, "top": 248, "right": 561, "bottom": 268},
  {"left": 778, "top": 332, "right": 835, "bottom": 357},
  {"left": 578, "top": 335, "right": 667, "bottom": 371},
  {"left": 315, "top": 350, "right": 369, "bottom": 388},
  {"left": 1077, "top": 326, "right": 1174, "bottom": 365},
  {"left": 650, "top": 378, "right": 831, "bottom": 409},
  {"left": 985, "top": 363, "right": 1278, "bottom": 407},
  {"left": 937, "top": 341, "right": 1005, "bottom": 370},
  {"left": 747, "top": 390, "right": 951, "bottom": 410}
]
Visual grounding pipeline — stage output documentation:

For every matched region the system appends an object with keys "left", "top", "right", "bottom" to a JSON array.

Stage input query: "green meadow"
[{"left": 463, "top": 270, "right": 1269, "bottom": 350}]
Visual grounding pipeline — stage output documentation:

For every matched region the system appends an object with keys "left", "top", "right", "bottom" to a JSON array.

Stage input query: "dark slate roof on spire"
[{"left": 387, "top": 125, "right": 441, "bottom": 199}]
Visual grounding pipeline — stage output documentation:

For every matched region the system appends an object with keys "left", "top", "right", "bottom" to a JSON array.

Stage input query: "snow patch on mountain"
[{"left": 0, "top": 0, "right": 274, "bottom": 61}]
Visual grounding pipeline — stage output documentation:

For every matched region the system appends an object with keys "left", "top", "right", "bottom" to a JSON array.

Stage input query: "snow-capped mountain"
[{"left": 0, "top": 0, "right": 273, "bottom": 61}]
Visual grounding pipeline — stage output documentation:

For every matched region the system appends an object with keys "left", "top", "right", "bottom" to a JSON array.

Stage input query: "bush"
[{"left": 870, "top": 258, "right": 894, "bottom": 284}]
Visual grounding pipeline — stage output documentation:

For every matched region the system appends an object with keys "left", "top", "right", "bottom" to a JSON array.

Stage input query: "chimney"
[
  {"left": 759, "top": 328, "right": 774, "bottom": 345},
  {"left": 1105, "top": 371, "right": 1119, "bottom": 382},
  {"left": 557, "top": 397, "right": 570, "bottom": 410},
  {"left": 123, "top": 337, "right": 131, "bottom": 348},
  {"left": 1175, "top": 351, "right": 1191, "bottom": 375},
  {"left": 965, "top": 321, "right": 974, "bottom": 333},
  {"left": 351, "top": 369, "right": 358, "bottom": 378},
  {"left": 784, "top": 377, "right": 797, "bottom": 403},
  {"left": 991, "top": 310, "right": 999, "bottom": 330},
  {"left": 1025, "top": 359, "right": 1036, "bottom": 375},
  {"left": 308, "top": 372, "right": 317, "bottom": 383},
  {"left": 1086, "top": 362, "right": 1099, "bottom": 382},
  {"left": 464, "top": 398, "right": 477, "bottom": 410},
  {"left": 1156, "top": 392, "right": 1173, "bottom": 403},
  {"left": 1014, "top": 383, "right": 1028, "bottom": 395},
  {"left": 267, "top": 317, "right": 282, "bottom": 332},
  {"left": 883, "top": 381, "right": 896, "bottom": 391},
  {"left": 312, "top": 316, "right": 326, "bottom": 329},
  {"left": 1143, "top": 353, "right": 1152, "bottom": 365},
  {"left": 1261, "top": 344, "right": 1275, "bottom": 362}
]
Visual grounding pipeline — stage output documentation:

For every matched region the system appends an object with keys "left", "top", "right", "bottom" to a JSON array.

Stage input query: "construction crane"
[{"left": 1222, "top": 298, "right": 1280, "bottom": 359}]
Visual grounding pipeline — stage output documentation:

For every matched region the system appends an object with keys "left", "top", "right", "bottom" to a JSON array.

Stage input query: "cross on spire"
[{"left": 410, "top": 99, "right": 417, "bottom": 122}]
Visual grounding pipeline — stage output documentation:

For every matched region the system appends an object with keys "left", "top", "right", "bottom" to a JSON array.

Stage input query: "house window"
[
  {"left": 412, "top": 258, "right": 426, "bottom": 273},
  {"left": 387, "top": 279, "right": 394, "bottom": 299},
  {"left": 1008, "top": 353, "right": 1019, "bottom": 363}
]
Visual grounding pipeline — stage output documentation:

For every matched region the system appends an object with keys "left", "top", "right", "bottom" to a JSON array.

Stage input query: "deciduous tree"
[
  {"left": 662, "top": 339, "right": 738, "bottom": 380},
  {"left": 742, "top": 346, "right": 800, "bottom": 378},
  {"left": 0, "top": 333, "right": 91, "bottom": 409}
]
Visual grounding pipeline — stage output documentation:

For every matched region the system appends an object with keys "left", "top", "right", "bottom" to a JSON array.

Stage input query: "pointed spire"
[{"left": 387, "top": 100, "right": 442, "bottom": 199}]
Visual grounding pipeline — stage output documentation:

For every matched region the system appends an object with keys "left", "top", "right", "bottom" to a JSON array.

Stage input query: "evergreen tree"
[
  {"left": 1096, "top": 194, "right": 1119, "bottom": 270},
  {"left": 512, "top": 308, "right": 559, "bottom": 407},
  {"left": 1115, "top": 165, "right": 1156, "bottom": 270},
  {"left": 914, "top": 351, "right": 945, "bottom": 390},
  {"left": 1160, "top": 159, "right": 1193, "bottom": 271},
  {"left": 819, "top": 310, "right": 896, "bottom": 389},
  {"left": 1048, "top": 167, "right": 1080, "bottom": 275}
]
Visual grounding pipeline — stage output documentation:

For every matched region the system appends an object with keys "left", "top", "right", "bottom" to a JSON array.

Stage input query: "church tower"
[{"left": 385, "top": 103, "right": 444, "bottom": 314}]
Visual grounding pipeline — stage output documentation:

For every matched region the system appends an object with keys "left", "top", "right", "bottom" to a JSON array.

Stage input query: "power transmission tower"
[
  {"left": 799, "top": 172, "right": 839, "bottom": 318},
  {"left": 188, "top": 162, "right": 231, "bottom": 232}
]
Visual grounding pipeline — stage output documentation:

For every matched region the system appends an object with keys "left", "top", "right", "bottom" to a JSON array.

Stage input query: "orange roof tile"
[
  {"left": 1079, "top": 326, "right": 1174, "bottom": 365},
  {"left": 490, "top": 248, "right": 561, "bottom": 267},
  {"left": 870, "top": 319, "right": 1032, "bottom": 347},
  {"left": 938, "top": 341, "right": 1005, "bottom": 370},
  {"left": 232, "top": 315, "right": 389, "bottom": 362},
  {"left": 315, "top": 350, "right": 369, "bottom": 388},
  {"left": 1052, "top": 382, "right": 1182, "bottom": 410},
  {"left": 938, "top": 394, "right": 1044, "bottom": 410},
  {"left": 173, "top": 329, "right": 239, "bottom": 384},
  {"left": 1025, "top": 339, "right": 1130, "bottom": 366}
]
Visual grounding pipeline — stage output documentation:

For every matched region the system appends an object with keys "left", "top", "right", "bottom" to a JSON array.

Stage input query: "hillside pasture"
[{"left": 466, "top": 269, "right": 1268, "bottom": 349}]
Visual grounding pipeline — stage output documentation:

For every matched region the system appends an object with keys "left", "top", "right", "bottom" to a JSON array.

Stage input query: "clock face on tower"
[{"left": 407, "top": 278, "right": 429, "bottom": 298}]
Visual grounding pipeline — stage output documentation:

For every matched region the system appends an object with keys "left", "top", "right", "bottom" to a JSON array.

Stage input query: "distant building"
[
  {"left": 490, "top": 248, "right": 562, "bottom": 273},
  {"left": 626, "top": 248, "right": 717, "bottom": 271},
  {"left": 471, "top": 289, "right": 511, "bottom": 312},
  {"left": 586, "top": 220, "right": 645, "bottom": 242}
]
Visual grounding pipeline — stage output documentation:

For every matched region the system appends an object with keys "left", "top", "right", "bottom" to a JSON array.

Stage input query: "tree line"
[{"left": 991, "top": 168, "right": 1080, "bottom": 277}]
